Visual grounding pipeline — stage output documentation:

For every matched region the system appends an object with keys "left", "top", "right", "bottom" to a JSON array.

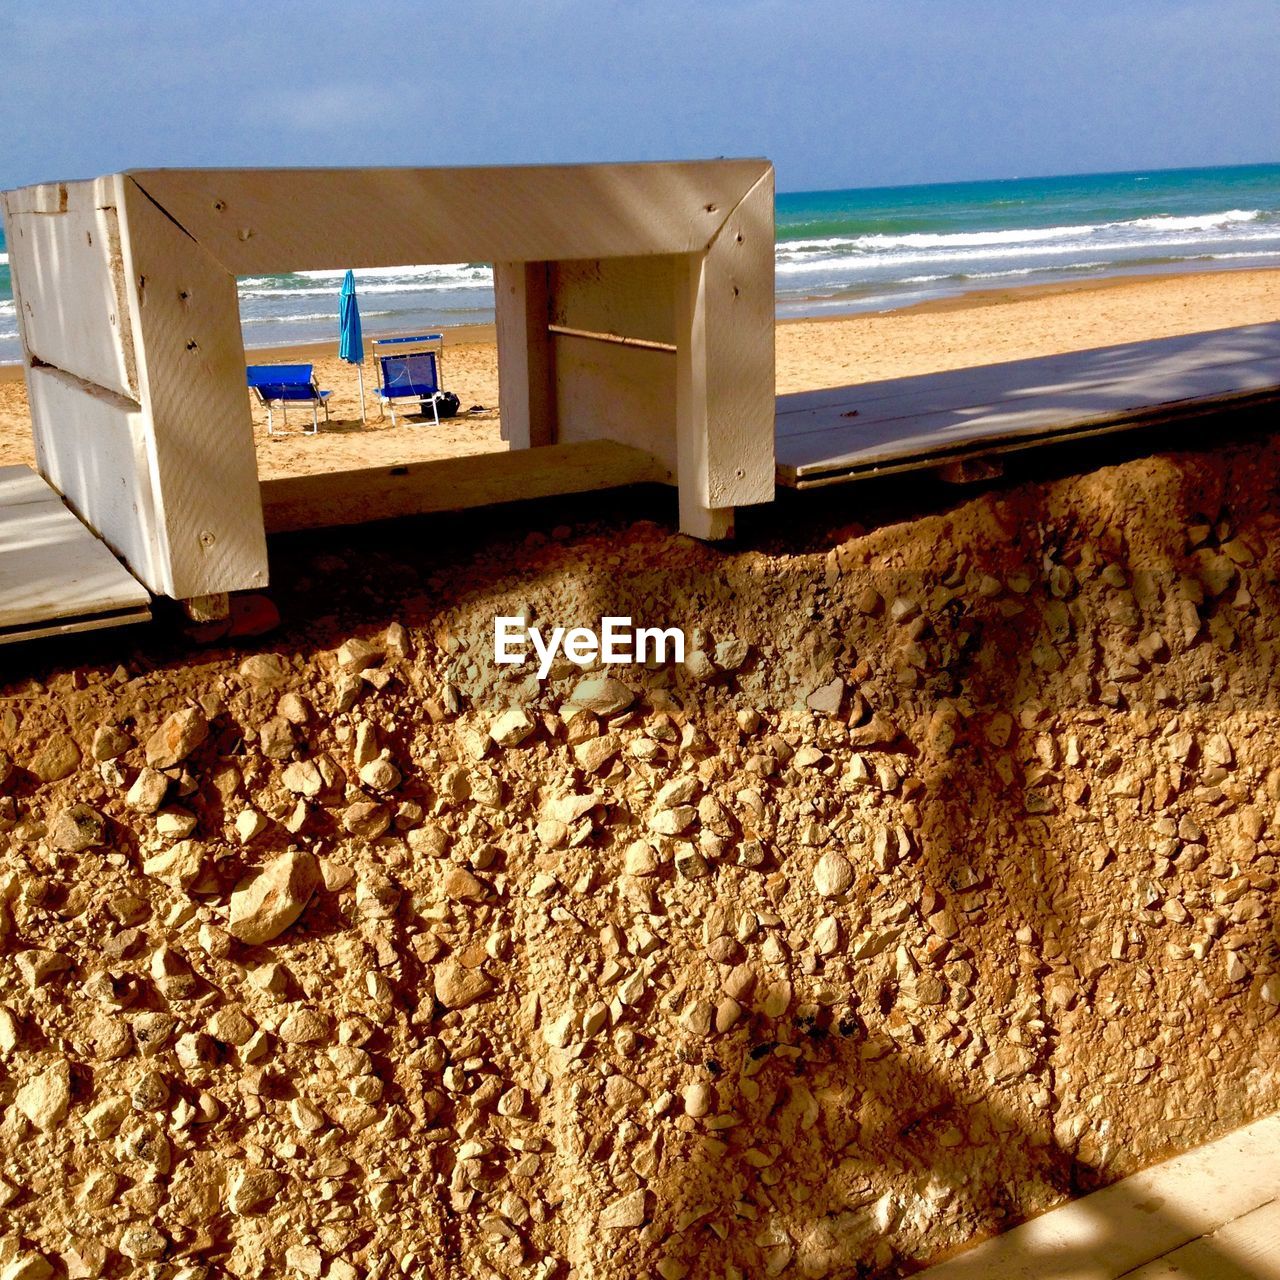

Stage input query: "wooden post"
[
  {"left": 675, "top": 250, "right": 726, "bottom": 538},
  {"left": 675, "top": 170, "right": 776, "bottom": 539},
  {"left": 494, "top": 261, "right": 556, "bottom": 448},
  {"left": 115, "top": 176, "right": 268, "bottom": 600}
]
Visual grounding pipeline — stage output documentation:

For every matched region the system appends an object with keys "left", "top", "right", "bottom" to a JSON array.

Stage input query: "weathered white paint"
[
  {"left": 259, "top": 440, "right": 670, "bottom": 534},
  {"left": 24, "top": 365, "right": 160, "bottom": 589},
  {"left": 493, "top": 260, "right": 555, "bottom": 450},
  {"left": 549, "top": 256, "right": 679, "bottom": 347},
  {"left": 0, "top": 465, "right": 150, "bottom": 644},
  {"left": 1, "top": 178, "right": 137, "bottom": 399},
  {"left": 674, "top": 169, "right": 776, "bottom": 538},
  {"left": 697, "top": 170, "right": 777, "bottom": 513},
  {"left": 116, "top": 175, "right": 268, "bottom": 598},
  {"left": 554, "top": 338, "right": 677, "bottom": 469},
  {"left": 125, "top": 162, "right": 771, "bottom": 270}
]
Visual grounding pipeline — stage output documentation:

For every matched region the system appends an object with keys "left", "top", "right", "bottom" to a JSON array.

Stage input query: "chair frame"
[
  {"left": 372, "top": 334, "right": 446, "bottom": 426},
  {"left": 245, "top": 364, "right": 332, "bottom": 436}
]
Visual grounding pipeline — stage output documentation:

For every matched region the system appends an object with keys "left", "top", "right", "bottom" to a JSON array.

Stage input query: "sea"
[{"left": 1, "top": 162, "right": 1278, "bottom": 363}]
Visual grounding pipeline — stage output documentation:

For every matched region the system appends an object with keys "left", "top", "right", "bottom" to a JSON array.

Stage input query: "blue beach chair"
[
  {"left": 372, "top": 334, "right": 446, "bottom": 426},
  {"left": 245, "top": 364, "right": 333, "bottom": 435}
]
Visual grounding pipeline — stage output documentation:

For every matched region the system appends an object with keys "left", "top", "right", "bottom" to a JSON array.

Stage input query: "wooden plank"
[
  {"left": 916, "top": 1114, "right": 1280, "bottom": 1280},
  {"left": 25, "top": 365, "right": 163, "bottom": 587},
  {"left": 0, "top": 180, "right": 137, "bottom": 396},
  {"left": 3, "top": 179, "right": 118, "bottom": 224},
  {"left": 674, "top": 250, "right": 726, "bottom": 538},
  {"left": 549, "top": 256, "right": 679, "bottom": 347},
  {"left": 777, "top": 344, "right": 1280, "bottom": 459},
  {"left": 494, "top": 261, "right": 556, "bottom": 449},
  {"left": 701, "top": 168, "right": 776, "bottom": 511},
  {"left": 0, "top": 179, "right": 138, "bottom": 399},
  {"left": 782, "top": 392, "right": 1280, "bottom": 489},
  {"left": 1, "top": 181, "right": 65, "bottom": 217},
  {"left": 126, "top": 162, "right": 772, "bottom": 273},
  {"left": 779, "top": 385, "right": 1280, "bottom": 486},
  {"left": 776, "top": 324, "right": 1280, "bottom": 483},
  {"left": 775, "top": 324, "right": 1280, "bottom": 431},
  {"left": 1124, "top": 1197, "right": 1280, "bottom": 1279},
  {"left": 553, "top": 337, "right": 677, "bottom": 469},
  {"left": 778, "top": 339, "right": 1280, "bottom": 458},
  {"left": 676, "top": 169, "right": 777, "bottom": 537},
  {"left": 116, "top": 175, "right": 268, "bottom": 598},
  {"left": 0, "top": 466, "right": 61, "bottom": 509},
  {"left": 259, "top": 441, "right": 671, "bottom": 534},
  {"left": 0, "top": 465, "right": 151, "bottom": 640},
  {"left": 0, "top": 606, "right": 152, "bottom": 646}
]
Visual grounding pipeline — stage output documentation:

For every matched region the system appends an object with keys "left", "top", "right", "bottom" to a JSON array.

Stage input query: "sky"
[{"left": 0, "top": 0, "right": 1277, "bottom": 194}]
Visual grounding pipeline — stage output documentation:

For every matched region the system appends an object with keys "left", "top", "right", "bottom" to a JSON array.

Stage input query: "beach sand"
[{"left": 1, "top": 268, "right": 1277, "bottom": 480}]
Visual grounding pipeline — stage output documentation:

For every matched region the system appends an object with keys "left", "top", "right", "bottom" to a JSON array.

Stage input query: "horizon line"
[{"left": 778, "top": 158, "right": 1280, "bottom": 199}]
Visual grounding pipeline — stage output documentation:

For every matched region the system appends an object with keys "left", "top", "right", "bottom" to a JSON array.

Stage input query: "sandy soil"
[
  {"left": 5, "top": 417, "right": 1280, "bottom": 1278},
  {"left": 1, "top": 269, "right": 1277, "bottom": 482}
]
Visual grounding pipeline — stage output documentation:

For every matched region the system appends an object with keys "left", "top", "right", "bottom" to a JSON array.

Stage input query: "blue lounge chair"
[
  {"left": 373, "top": 334, "right": 446, "bottom": 426},
  {"left": 246, "top": 364, "right": 333, "bottom": 435}
]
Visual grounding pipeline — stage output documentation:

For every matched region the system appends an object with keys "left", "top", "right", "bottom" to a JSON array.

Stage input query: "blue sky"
[{"left": 1, "top": 0, "right": 1277, "bottom": 193}]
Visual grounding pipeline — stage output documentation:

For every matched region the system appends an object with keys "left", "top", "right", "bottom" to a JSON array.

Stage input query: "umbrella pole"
[{"left": 357, "top": 362, "right": 366, "bottom": 423}]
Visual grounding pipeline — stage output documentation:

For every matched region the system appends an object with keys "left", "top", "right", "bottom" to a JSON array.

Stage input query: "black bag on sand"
[{"left": 420, "top": 391, "right": 461, "bottom": 420}]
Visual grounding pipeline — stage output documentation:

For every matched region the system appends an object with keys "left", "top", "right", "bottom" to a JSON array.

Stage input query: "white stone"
[
  {"left": 15, "top": 1059, "right": 71, "bottom": 1131},
  {"left": 813, "top": 851, "right": 854, "bottom": 898}
]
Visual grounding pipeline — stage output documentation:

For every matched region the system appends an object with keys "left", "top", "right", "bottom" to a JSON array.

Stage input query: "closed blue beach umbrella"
[{"left": 338, "top": 269, "right": 366, "bottom": 421}]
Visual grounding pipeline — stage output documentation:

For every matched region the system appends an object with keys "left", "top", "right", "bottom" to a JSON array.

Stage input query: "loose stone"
[
  {"left": 145, "top": 707, "right": 209, "bottom": 769},
  {"left": 813, "top": 850, "right": 854, "bottom": 898},
  {"left": 228, "top": 851, "right": 321, "bottom": 944}
]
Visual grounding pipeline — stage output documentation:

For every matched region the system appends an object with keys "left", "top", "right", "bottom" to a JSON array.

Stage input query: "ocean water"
[
  {"left": 773, "top": 163, "right": 1280, "bottom": 317},
  {"left": 1, "top": 163, "right": 1278, "bottom": 361}
]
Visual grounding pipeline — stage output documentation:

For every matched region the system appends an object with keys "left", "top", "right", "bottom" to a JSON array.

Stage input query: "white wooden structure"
[
  {"left": 0, "top": 161, "right": 776, "bottom": 612},
  {"left": 0, "top": 465, "right": 150, "bottom": 643},
  {"left": 918, "top": 1112, "right": 1280, "bottom": 1279},
  {"left": 777, "top": 322, "right": 1280, "bottom": 486}
]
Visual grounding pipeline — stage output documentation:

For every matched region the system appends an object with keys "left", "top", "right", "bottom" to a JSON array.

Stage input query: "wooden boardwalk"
[
  {"left": 0, "top": 465, "right": 150, "bottom": 645},
  {"left": 776, "top": 322, "right": 1280, "bottom": 487},
  {"left": 917, "top": 1113, "right": 1280, "bottom": 1280}
]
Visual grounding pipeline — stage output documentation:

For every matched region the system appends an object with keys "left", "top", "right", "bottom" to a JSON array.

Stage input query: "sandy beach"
[{"left": 1, "top": 267, "right": 1277, "bottom": 480}]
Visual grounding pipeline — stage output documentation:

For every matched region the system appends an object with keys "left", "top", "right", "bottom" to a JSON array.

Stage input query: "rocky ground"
[{"left": 2, "top": 419, "right": 1280, "bottom": 1280}]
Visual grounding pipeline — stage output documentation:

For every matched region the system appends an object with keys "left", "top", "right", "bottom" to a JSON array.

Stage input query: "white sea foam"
[
  {"left": 775, "top": 228, "right": 1280, "bottom": 275},
  {"left": 900, "top": 262, "right": 1111, "bottom": 284},
  {"left": 295, "top": 263, "right": 491, "bottom": 283},
  {"left": 239, "top": 280, "right": 486, "bottom": 300},
  {"left": 1125, "top": 209, "right": 1261, "bottom": 232},
  {"left": 241, "top": 309, "right": 397, "bottom": 325},
  {"left": 1192, "top": 249, "right": 1280, "bottom": 262},
  {"left": 237, "top": 263, "right": 492, "bottom": 287},
  {"left": 0, "top": 253, "right": 8, "bottom": 266},
  {"left": 783, "top": 225, "right": 1102, "bottom": 254},
  {"left": 237, "top": 263, "right": 494, "bottom": 302},
  {"left": 775, "top": 209, "right": 1271, "bottom": 264}
]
